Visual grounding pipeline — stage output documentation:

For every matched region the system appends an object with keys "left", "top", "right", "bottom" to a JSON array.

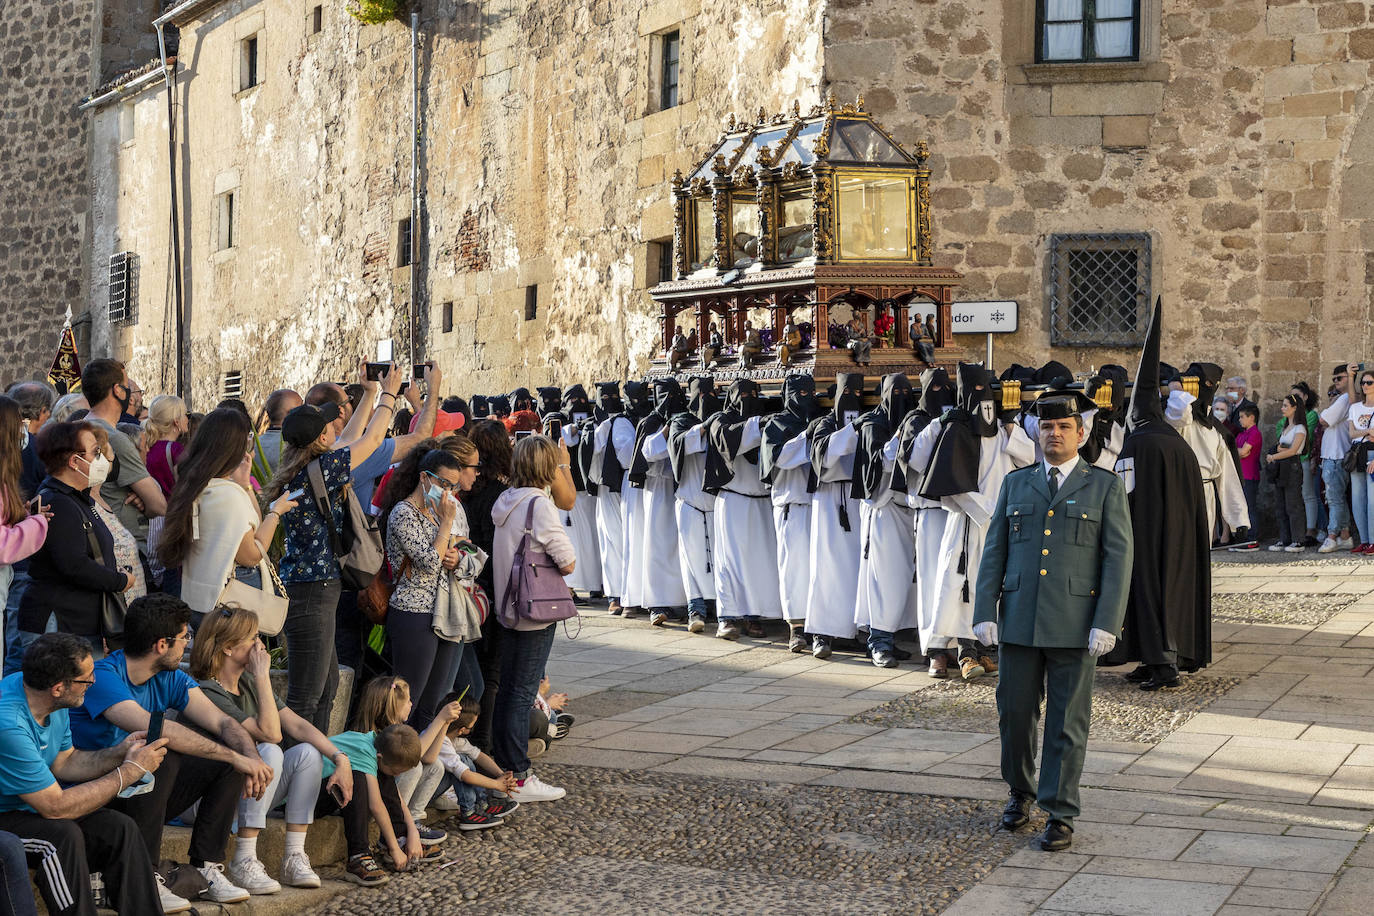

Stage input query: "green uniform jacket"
[{"left": 973, "top": 460, "right": 1133, "bottom": 647}]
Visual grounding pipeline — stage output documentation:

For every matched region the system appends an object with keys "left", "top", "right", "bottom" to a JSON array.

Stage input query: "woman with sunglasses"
[
  {"left": 377, "top": 445, "right": 479, "bottom": 726},
  {"left": 1347, "top": 369, "right": 1374, "bottom": 553}
]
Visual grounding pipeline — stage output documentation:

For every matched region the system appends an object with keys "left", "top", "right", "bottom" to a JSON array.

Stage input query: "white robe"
[
  {"left": 770, "top": 432, "right": 812, "bottom": 624},
  {"left": 637, "top": 430, "right": 688, "bottom": 607},
  {"left": 806, "top": 423, "right": 861, "bottom": 639},
  {"left": 670, "top": 425, "right": 716, "bottom": 602},
  {"left": 1165, "top": 391, "right": 1250, "bottom": 537},
  {"left": 712, "top": 417, "right": 782, "bottom": 618},
  {"left": 910, "top": 420, "right": 1035, "bottom": 651},
  {"left": 592, "top": 415, "right": 635, "bottom": 600},
  {"left": 560, "top": 426, "right": 601, "bottom": 592},
  {"left": 854, "top": 434, "right": 919, "bottom": 634},
  {"left": 620, "top": 474, "right": 646, "bottom": 608}
]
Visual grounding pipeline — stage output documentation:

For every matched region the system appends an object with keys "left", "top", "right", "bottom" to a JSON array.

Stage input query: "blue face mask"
[{"left": 425, "top": 483, "right": 445, "bottom": 512}]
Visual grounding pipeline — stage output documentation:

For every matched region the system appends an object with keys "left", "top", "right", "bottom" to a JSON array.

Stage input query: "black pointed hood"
[
  {"left": 1034, "top": 360, "right": 1074, "bottom": 389},
  {"left": 470, "top": 395, "right": 490, "bottom": 419},
  {"left": 537, "top": 386, "right": 563, "bottom": 415},
  {"left": 509, "top": 388, "right": 534, "bottom": 413},
  {"left": 956, "top": 363, "right": 999, "bottom": 438},
  {"left": 488, "top": 394, "right": 511, "bottom": 418},
  {"left": 761, "top": 375, "right": 819, "bottom": 485},
  {"left": 1185, "top": 362, "right": 1224, "bottom": 425},
  {"left": 881, "top": 373, "right": 915, "bottom": 428},
  {"left": 917, "top": 368, "right": 956, "bottom": 416},
  {"left": 783, "top": 374, "right": 820, "bottom": 421},
  {"left": 560, "top": 384, "right": 590, "bottom": 419},
  {"left": 652, "top": 377, "right": 687, "bottom": 419},
  {"left": 832, "top": 372, "right": 866, "bottom": 424},
  {"left": 1129, "top": 297, "right": 1166, "bottom": 431},
  {"left": 624, "top": 381, "right": 653, "bottom": 421},
  {"left": 725, "top": 378, "right": 765, "bottom": 418},
  {"left": 851, "top": 374, "right": 913, "bottom": 501},
  {"left": 686, "top": 376, "right": 722, "bottom": 422},
  {"left": 593, "top": 382, "right": 623, "bottom": 421}
]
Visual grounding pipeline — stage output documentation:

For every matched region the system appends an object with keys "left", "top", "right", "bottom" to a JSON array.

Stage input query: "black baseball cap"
[{"left": 281, "top": 402, "right": 341, "bottom": 448}]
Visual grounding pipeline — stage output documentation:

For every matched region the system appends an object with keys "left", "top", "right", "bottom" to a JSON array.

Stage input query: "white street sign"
[{"left": 951, "top": 300, "right": 1018, "bottom": 334}]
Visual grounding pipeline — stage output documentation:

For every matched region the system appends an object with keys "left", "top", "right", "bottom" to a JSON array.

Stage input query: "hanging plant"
[{"left": 347, "top": 0, "right": 408, "bottom": 25}]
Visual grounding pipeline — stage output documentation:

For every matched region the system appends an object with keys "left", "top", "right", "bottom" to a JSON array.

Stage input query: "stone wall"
[{"left": 0, "top": 0, "right": 100, "bottom": 386}]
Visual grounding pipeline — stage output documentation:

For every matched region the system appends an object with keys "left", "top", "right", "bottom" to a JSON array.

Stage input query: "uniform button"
[
  {"left": 1042, "top": 548, "right": 1049, "bottom": 556},
  {"left": 1090, "top": 589, "right": 1097, "bottom": 596},
  {"left": 1047, "top": 510, "right": 1054, "bottom": 517},
  {"left": 1039, "top": 569, "right": 1047, "bottom": 576},
  {"left": 1044, "top": 529, "right": 1052, "bottom": 536},
  {"left": 1082, "top": 513, "right": 1088, "bottom": 519}
]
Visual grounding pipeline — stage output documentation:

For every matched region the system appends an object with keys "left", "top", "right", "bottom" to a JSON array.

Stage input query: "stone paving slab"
[{"left": 1042, "top": 873, "right": 1234, "bottom": 916}]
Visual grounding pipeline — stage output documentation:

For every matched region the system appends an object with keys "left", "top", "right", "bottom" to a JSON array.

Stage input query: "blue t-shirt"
[
  {"left": 321, "top": 730, "right": 379, "bottom": 778},
  {"left": 69, "top": 651, "right": 195, "bottom": 751},
  {"left": 0, "top": 673, "right": 70, "bottom": 812},
  {"left": 350, "top": 439, "right": 395, "bottom": 516},
  {"left": 280, "top": 448, "right": 353, "bottom": 584}
]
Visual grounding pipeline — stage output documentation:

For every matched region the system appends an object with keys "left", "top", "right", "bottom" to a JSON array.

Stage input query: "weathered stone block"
[
  {"left": 1102, "top": 115, "right": 1150, "bottom": 148},
  {"left": 1022, "top": 180, "right": 1068, "bottom": 209},
  {"left": 1266, "top": 256, "right": 1310, "bottom": 281},
  {"left": 947, "top": 155, "right": 1000, "bottom": 182},
  {"left": 966, "top": 242, "right": 1011, "bottom": 268},
  {"left": 1265, "top": 66, "right": 1315, "bottom": 99},
  {"left": 1050, "top": 82, "right": 1164, "bottom": 117},
  {"left": 1089, "top": 187, "right": 1126, "bottom": 207},
  {"left": 1294, "top": 33, "right": 1348, "bottom": 64},
  {"left": 1284, "top": 91, "right": 1344, "bottom": 118},
  {"left": 1349, "top": 29, "right": 1374, "bottom": 60},
  {"left": 1268, "top": 117, "right": 1331, "bottom": 142},
  {"left": 1006, "top": 86, "right": 1050, "bottom": 116},
  {"left": 1267, "top": 6, "right": 1318, "bottom": 36},
  {"left": 1188, "top": 177, "right": 1217, "bottom": 198},
  {"left": 1006, "top": 149, "right": 1046, "bottom": 173},
  {"left": 1203, "top": 202, "right": 1259, "bottom": 231},
  {"left": 1010, "top": 115, "right": 1102, "bottom": 147}
]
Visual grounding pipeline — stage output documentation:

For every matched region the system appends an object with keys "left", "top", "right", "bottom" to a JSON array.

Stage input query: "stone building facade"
[{"left": 60, "top": 0, "right": 1374, "bottom": 406}]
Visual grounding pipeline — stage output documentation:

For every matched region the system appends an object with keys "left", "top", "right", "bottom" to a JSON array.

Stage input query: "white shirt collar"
[{"left": 1044, "top": 454, "right": 1079, "bottom": 482}]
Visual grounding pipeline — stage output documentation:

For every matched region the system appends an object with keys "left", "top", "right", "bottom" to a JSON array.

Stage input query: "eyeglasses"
[
  {"left": 424, "top": 472, "right": 461, "bottom": 491},
  {"left": 1362, "top": 380, "right": 1374, "bottom": 386},
  {"left": 461, "top": 464, "right": 480, "bottom": 470},
  {"left": 68, "top": 677, "right": 96, "bottom": 686},
  {"left": 171, "top": 632, "right": 193, "bottom": 647}
]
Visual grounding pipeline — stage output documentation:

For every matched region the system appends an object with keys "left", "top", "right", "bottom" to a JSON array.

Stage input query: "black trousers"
[
  {"left": 470, "top": 617, "right": 503, "bottom": 754},
  {"left": 108, "top": 750, "right": 244, "bottom": 867},
  {"left": 315, "top": 770, "right": 409, "bottom": 858},
  {"left": 0, "top": 808, "right": 159, "bottom": 916}
]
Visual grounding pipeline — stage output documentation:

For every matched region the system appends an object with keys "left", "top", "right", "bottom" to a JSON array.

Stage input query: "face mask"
[
  {"left": 113, "top": 383, "right": 133, "bottom": 414},
  {"left": 1225, "top": 391, "right": 1239, "bottom": 402},
  {"left": 424, "top": 481, "right": 446, "bottom": 513},
  {"left": 1212, "top": 407, "right": 1229, "bottom": 420}
]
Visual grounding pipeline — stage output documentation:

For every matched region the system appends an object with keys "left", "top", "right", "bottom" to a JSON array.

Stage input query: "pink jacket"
[{"left": 0, "top": 514, "right": 48, "bottom": 566}]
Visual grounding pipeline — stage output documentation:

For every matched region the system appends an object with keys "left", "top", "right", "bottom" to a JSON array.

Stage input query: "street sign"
[{"left": 950, "top": 300, "right": 1018, "bottom": 334}]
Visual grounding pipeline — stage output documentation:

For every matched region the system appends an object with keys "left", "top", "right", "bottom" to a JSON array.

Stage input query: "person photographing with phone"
[{"left": 0, "top": 396, "right": 49, "bottom": 651}]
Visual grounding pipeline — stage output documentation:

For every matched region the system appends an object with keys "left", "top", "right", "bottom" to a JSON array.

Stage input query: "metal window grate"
[
  {"left": 108, "top": 252, "right": 137, "bottom": 324},
  {"left": 1048, "top": 232, "right": 1150, "bottom": 347},
  {"left": 223, "top": 370, "right": 243, "bottom": 400}
]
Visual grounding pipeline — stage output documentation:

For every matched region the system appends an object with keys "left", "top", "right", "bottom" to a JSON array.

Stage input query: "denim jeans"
[
  {"left": 0, "top": 830, "right": 36, "bottom": 916},
  {"left": 687, "top": 596, "right": 707, "bottom": 619},
  {"left": 1352, "top": 470, "right": 1374, "bottom": 546},
  {"left": 1300, "top": 459, "right": 1319, "bottom": 532},
  {"left": 3, "top": 564, "right": 28, "bottom": 677},
  {"left": 433, "top": 768, "right": 486, "bottom": 814},
  {"left": 452, "top": 641, "right": 485, "bottom": 704},
  {"left": 492, "top": 622, "right": 556, "bottom": 776},
  {"left": 1276, "top": 459, "right": 1306, "bottom": 545},
  {"left": 1322, "top": 459, "right": 1352, "bottom": 536},
  {"left": 283, "top": 578, "right": 343, "bottom": 734},
  {"left": 1241, "top": 479, "right": 1259, "bottom": 537},
  {"left": 387, "top": 609, "right": 463, "bottom": 728},
  {"left": 867, "top": 627, "right": 895, "bottom": 654}
]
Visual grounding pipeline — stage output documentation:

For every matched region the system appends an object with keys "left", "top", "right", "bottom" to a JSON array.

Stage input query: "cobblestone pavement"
[{"left": 308, "top": 765, "right": 1023, "bottom": 915}]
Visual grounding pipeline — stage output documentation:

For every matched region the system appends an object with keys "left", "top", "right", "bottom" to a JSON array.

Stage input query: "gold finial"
[
  {"left": 825, "top": 91, "right": 837, "bottom": 112},
  {"left": 757, "top": 106, "right": 766, "bottom": 125},
  {"left": 791, "top": 99, "right": 801, "bottom": 118},
  {"left": 727, "top": 113, "right": 737, "bottom": 131},
  {"left": 712, "top": 154, "right": 729, "bottom": 176},
  {"left": 856, "top": 94, "right": 865, "bottom": 111},
  {"left": 914, "top": 139, "right": 930, "bottom": 164},
  {"left": 671, "top": 169, "right": 684, "bottom": 189}
]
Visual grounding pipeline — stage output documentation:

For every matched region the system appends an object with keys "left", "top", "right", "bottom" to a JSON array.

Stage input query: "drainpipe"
[
  {"left": 153, "top": 17, "right": 186, "bottom": 402},
  {"left": 409, "top": 11, "right": 419, "bottom": 369}
]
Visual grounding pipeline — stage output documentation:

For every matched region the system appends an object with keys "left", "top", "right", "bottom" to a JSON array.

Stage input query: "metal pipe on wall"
[
  {"left": 153, "top": 22, "right": 186, "bottom": 402},
  {"left": 409, "top": 11, "right": 419, "bottom": 369}
]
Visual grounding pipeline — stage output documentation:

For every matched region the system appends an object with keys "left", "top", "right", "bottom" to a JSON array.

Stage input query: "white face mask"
[
  {"left": 1212, "top": 407, "right": 1229, "bottom": 420},
  {"left": 1225, "top": 391, "right": 1240, "bottom": 402},
  {"left": 80, "top": 454, "right": 112, "bottom": 490}
]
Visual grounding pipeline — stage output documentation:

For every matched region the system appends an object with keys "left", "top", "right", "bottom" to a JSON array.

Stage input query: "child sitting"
[
  {"left": 431, "top": 695, "right": 520, "bottom": 830},
  {"left": 536, "top": 675, "right": 574, "bottom": 740},
  {"left": 316, "top": 723, "right": 427, "bottom": 887}
]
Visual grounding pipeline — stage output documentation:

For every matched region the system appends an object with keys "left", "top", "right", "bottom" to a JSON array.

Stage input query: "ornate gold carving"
[
  {"left": 914, "top": 140, "right": 930, "bottom": 166},
  {"left": 812, "top": 168, "right": 834, "bottom": 262},
  {"left": 711, "top": 178, "right": 731, "bottom": 270},
  {"left": 780, "top": 161, "right": 802, "bottom": 182},
  {"left": 671, "top": 173, "right": 688, "bottom": 280},
  {"left": 1001, "top": 379, "right": 1022, "bottom": 411},
  {"left": 914, "top": 140, "right": 933, "bottom": 265},
  {"left": 1181, "top": 375, "right": 1200, "bottom": 398},
  {"left": 756, "top": 106, "right": 766, "bottom": 125},
  {"left": 727, "top": 113, "right": 737, "bottom": 131},
  {"left": 824, "top": 91, "right": 838, "bottom": 113},
  {"left": 856, "top": 94, "right": 865, "bottom": 112},
  {"left": 791, "top": 99, "right": 801, "bottom": 119},
  {"left": 1092, "top": 381, "right": 1114, "bottom": 410},
  {"left": 756, "top": 169, "right": 778, "bottom": 265},
  {"left": 688, "top": 177, "right": 710, "bottom": 196},
  {"left": 711, "top": 154, "right": 730, "bottom": 177}
]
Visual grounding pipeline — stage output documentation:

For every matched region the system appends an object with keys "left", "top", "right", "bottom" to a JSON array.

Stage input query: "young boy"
[
  {"left": 1230, "top": 404, "right": 1262, "bottom": 551},
  {"left": 317, "top": 723, "right": 441, "bottom": 886},
  {"left": 431, "top": 697, "right": 519, "bottom": 830}
]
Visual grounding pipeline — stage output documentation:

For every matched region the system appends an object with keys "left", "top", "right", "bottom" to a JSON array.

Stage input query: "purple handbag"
[{"left": 498, "top": 498, "right": 579, "bottom": 628}]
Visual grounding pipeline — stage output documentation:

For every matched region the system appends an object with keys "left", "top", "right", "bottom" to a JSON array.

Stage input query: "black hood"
[
  {"left": 561, "top": 384, "right": 591, "bottom": 419},
  {"left": 488, "top": 395, "right": 511, "bottom": 418},
  {"left": 1034, "top": 360, "right": 1074, "bottom": 389},
  {"left": 783, "top": 374, "right": 821, "bottom": 422},
  {"left": 470, "top": 395, "right": 490, "bottom": 419},
  {"left": 686, "top": 376, "right": 721, "bottom": 422},
  {"left": 833, "top": 372, "right": 866, "bottom": 424},
  {"left": 918, "top": 368, "right": 956, "bottom": 416},
  {"left": 881, "top": 373, "right": 915, "bottom": 427},
  {"left": 652, "top": 377, "right": 687, "bottom": 419},
  {"left": 594, "top": 382, "right": 624, "bottom": 420},
  {"left": 760, "top": 375, "right": 819, "bottom": 486},
  {"left": 724, "top": 379, "right": 763, "bottom": 417},
  {"left": 538, "top": 386, "right": 563, "bottom": 415},
  {"left": 509, "top": 388, "right": 535, "bottom": 413},
  {"left": 624, "top": 381, "right": 653, "bottom": 420},
  {"left": 957, "top": 363, "right": 999, "bottom": 438},
  {"left": 999, "top": 364, "right": 1037, "bottom": 385},
  {"left": 1129, "top": 297, "right": 1166, "bottom": 432},
  {"left": 1185, "top": 362, "right": 1224, "bottom": 425}
]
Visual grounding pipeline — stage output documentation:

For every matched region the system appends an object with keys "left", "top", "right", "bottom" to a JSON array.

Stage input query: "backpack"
[{"left": 305, "top": 459, "right": 384, "bottom": 591}]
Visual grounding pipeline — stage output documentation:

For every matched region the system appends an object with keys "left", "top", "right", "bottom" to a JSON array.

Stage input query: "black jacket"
[
  {"left": 463, "top": 475, "right": 509, "bottom": 605},
  {"left": 20, "top": 477, "right": 126, "bottom": 636}
]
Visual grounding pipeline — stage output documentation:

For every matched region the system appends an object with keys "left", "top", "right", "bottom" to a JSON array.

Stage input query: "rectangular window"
[
  {"left": 649, "top": 239, "right": 674, "bottom": 285},
  {"left": 524, "top": 285, "right": 538, "bottom": 321},
  {"left": 107, "top": 252, "right": 137, "bottom": 324},
  {"left": 1036, "top": 0, "right": 1139, "bottom": 63},
  {"left": 1048, "top": 232, "right": 1151, "bottom": 346},
  {"left": 660, "top": 31, "right": 680, "bottom": 110},
  {"left": 397, "top": 217, "right": 413, "bottom": 267},
  {"left": 311, "top": 5, "right": 323, "bottom": 34},
  {"left": 223, "top": 370, "right": 244, "bottom": 400},
  {"left": 217, "top": 191, "right": 236, "bottom": 251},
  {"left": 441, "top": 301, "right": 454, "bottom": 333},
  {"left": 240, "top": 35, "right": 260, "bottom": 90}
]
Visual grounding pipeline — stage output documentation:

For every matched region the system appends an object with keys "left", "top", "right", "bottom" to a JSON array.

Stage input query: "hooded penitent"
[
  {"left": 589, "top": 382, "right": 626, "bottom": 494},
  {"left": 628, "top": 378, "right": 685, "bottom": 487},
  {"left": 509, "top": 388, "right": 535, "bottom": 413},
  {"left": 704, "top": 379, "right": 764, "bottom": 491},
  {"left": 470, "top": 395, "right": 490, "bottom": 419},
  {"left": 1103, "top": 298, "right": 1212, "bottom": 673},
  {"left": 918, "top": 363, "right": 999, "bottom": 500},
  {"left": 556, "top": 385, "right": 593, "bottom": 492},
  {"left": 1080, "top": 364, "right": 1129, "bottom": 464},
  {"left": 537, "top": 386, "right": 563, "bottom": 416},
  {"left": 760, "top": 374, "right": 820, "bottom": 485},
  {"left": 667, "top": 377, "right": 721, "bottom": 484},
  {"left": 804, "top": 372, "right": 864, "bottom": 532},
  {"left": 623, "top": 381, "right": 654, "bottom": 422},
  {"left": 851, "top": 374, "right": 914, "bottom": 501},
  {"left": 488, "top": 394, "right": 512, "bottom": 419},
  {"left": 893, "top": 367, "right": 953, "bottom": 494}
]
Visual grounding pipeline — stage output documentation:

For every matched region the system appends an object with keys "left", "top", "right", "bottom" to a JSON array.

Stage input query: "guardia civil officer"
[{"left": 972, "top": 390, "right": 1133, "bottom": 851}]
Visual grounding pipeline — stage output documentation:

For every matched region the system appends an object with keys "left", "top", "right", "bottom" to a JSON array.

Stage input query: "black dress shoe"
[
  {"left": 1038, "top": 819, "right": 1073, "bottom": 851},
  {"left": 1124, "top": 665, "right": 1151, "bottom": 683},
  {"left": 1001, "top": 791, "right": 1032, "bottom": 831},
  {"left": 1140, "top": 675, "right": 1181, "bottom": 691}
]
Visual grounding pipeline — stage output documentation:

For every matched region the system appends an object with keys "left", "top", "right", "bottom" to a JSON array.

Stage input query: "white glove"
[
  {"left": 972, "top": 621, "right": 998, "bottom": 646},
  {"left": 1087, "top": 628, "right": 1116, "bottom": 657}
]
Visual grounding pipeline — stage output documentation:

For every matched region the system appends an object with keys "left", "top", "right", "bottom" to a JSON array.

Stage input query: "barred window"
[
  {"left": 223, "top": 369, "right": 243, "bottom": 400},
  {"left": 1037, "top": 0, "right": 1139, "bottom": 63},
  {"left": 108, "top": 252, "right": 137, "bottom": 324},
  {"left": 1048, "top": 232, "right": 1150, "bottom": 347}
]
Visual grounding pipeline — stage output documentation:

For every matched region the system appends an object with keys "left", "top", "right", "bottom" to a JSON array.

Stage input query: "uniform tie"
[{"left": 1048, "top": 465, "right": 1060, "bottom": 499}]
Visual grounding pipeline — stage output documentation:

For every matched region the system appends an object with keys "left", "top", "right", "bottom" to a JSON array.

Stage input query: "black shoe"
[
  {"left": 892, "top": 646, "right": 913, "bottom": 661},
  {"left": 788, "top": 628, "right": 807, "bottom": 653},
  {"left": 1124, "top": 665, "right": 1151, "bottom": 683},
  {"left": 1039, "top": 819, "right": 1073, "bottom": 851},
  {"left": 1140, "top": 674, "right": 1181, "bottom": 691},
  {"left": 1002, "top": 791, "right": 1032, "bottom": 831}
]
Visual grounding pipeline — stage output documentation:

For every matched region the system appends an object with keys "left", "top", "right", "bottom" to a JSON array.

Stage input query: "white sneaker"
[
  {"left": 1319, "top": 537, "right": 1339, "bottom": 554},
  {"left": 1339, "top": 537, "right": 1355, "bottom": 550},
  {"left": 1267, "top": 543, "right": 1287, "bottom": 552},
  {"left": 227, "top": 856, "right": 281, "bottom": 895},
  {"left": 508, "top": 772, "right": 566, "bottom": 802},
  {"left": 199, "top": 863, "right": 251, "bottom": 903},
  {"left": 1284, "top": 543, "right": 1306, "bottom": 553},
  {"left": 432, "top": 787, "right": 461, "bottom": 811},
  {"left": 156, "top": 874, "right": 192, "bottom": 914},
  {"left": 280, "top": 851, "right": 321, "bottom": 889}
]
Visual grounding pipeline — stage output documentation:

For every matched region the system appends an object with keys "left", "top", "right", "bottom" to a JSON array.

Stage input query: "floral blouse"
[
  {"left": 280, "top": 448, "right": 351, "bottom": 584},
  {"left": 386, "top": 499, "right": 444, "bottom": 615},
  {"left": 93, "top": 501, "right": 147, "bottom": 600}
]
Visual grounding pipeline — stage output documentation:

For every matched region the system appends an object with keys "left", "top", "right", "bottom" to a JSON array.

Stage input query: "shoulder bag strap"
[
  {"left": 305, "top": 459, "right": 344, "bottom": 557},
  {"left": 165, "top": 441, "right": 179, "bottom": 482}
]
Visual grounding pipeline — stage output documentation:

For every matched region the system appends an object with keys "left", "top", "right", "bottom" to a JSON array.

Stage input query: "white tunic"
[
  {"left": 910, "top": 420, "right": 1035, "bottom": 651},
  {"left": 1165, "top": 391, "right": 1250, "bottom": 537},
  {"left": 592, "top": 415, "right": 635, "bottom": 600},
  {"left": 560, "top": 425, "right": 601, "bottom": 592},
  {"left": 712, "top": 417, "right": 782, "bottom": 618},
  {"left": 770, "top": 432, "right": 812, "bottom": 624},
  {"left": 620, "top": 473, "right": 646, "bottom": 608},
  {"left": 806, "top": 423, "right": 861, "bottom": 639},
  {"left": 854, "top": 434, "right": 919, "bottom": 634},
  {"left": 637, "top": 430, "right": 688, "bottom": 607},
  {"left": 669, "top": 425, "right": 716, "bottom": 602}
]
